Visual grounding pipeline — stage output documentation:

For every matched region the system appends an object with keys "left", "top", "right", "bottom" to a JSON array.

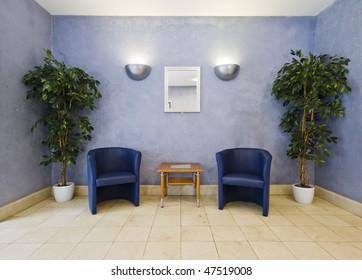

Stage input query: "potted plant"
[
  {"left": 271, "top": 49, "right": 351, "bottom": 204},
  {"left": 23, "top": 49, "right": 102, "bottom": 202}
]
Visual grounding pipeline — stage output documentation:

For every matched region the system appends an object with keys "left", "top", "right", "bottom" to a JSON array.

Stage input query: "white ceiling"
[{"left": 34, "top": 0, "right": 336, "bottom": 16}]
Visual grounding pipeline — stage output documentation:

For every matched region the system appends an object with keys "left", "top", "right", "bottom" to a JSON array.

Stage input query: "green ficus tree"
[
  {"left": 272, "top": 49, "right": 351, "bottom": 187},
  {"left": 23, "top": 49, "right": 102, "bottom": 186}
]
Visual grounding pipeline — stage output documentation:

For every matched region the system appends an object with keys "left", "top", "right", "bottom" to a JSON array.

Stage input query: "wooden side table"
[{"left": 157, "top": 162, "right": 204, "bottom": 207}]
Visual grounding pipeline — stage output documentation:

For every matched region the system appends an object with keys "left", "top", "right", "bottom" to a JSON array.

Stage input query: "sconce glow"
[
  {"left": 214, "top": 64, "right": 240, "bottom": 81},
  {"left": 125, "top": 64, "right": 151, "bottom": 81}
]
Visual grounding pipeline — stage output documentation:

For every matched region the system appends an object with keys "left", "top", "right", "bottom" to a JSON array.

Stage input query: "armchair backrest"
[
  {"left": 88, "top": 147, "right": 141, "bottom": 175},
  {"left": 216, "top": 148, "right": 272, "bottom": 178}
]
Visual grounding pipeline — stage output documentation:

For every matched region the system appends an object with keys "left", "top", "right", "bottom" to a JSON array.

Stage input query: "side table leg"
[
  {"left": 160, "top": 172, "right": 166, "bottom": 208},
  {"left": 195, "top": 172, "right": 200, "bottom": 207}
]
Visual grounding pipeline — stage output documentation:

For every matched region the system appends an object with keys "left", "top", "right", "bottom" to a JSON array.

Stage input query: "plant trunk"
[
  {"left": 299, "top": 157, "right": 307, "bottom": 187},
  {"left": 61, "top": 160, "right": 67, "bottom": 186},
  {"left": 300, "top": 80, "right": 308, "bottom": 187}
]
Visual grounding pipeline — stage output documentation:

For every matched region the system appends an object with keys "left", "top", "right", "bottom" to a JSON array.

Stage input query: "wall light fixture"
[
  {"left": 214, "top": 64, "right": 240, "bottom": 81},
  {"left": 125, "top": 64, "right": 151, "bottom": 81}
]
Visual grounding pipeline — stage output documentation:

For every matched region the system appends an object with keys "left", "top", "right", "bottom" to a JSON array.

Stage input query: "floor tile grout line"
[{"left": 1, "top": 195, "right": 361, "bottom": 260}]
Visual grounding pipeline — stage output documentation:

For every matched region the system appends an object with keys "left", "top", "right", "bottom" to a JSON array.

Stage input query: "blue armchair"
[
  {"left": 87, "top": 147, "right": 142, "bottom": 214},
  {"left": 216, "top": 148, "right": 272, "bottom": 216}
]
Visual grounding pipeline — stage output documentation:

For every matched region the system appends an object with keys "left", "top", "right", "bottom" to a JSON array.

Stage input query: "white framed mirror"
[{"left": 164, "top": 66, "right": 201, "bottom": 112}]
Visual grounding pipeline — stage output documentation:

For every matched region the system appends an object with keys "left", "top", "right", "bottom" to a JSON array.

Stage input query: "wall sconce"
[
  {"left": 214, "top": 64, "right": 240, "bottom": 81},
  {"left": 125, "top": 64, "right": 151, "bottom": 81}
]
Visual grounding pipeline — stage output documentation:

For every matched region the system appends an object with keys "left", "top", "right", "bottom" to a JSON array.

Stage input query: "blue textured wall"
[
  {"left": 52, "top": 16, "right": 315, "bottom": 186},
  {"left": 0, "top": 0, "right": 51, "bottom": 206},
  {"left": 315, "top": 0, "right": 362, "bottom": 202},
  {"left": 2, "top": 2, "right": 360, "bottom": 207}
]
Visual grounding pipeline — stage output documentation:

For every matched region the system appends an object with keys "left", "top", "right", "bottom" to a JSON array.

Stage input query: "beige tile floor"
[{"left": 0, "top": 194, "right": 361, "bottom": 260}]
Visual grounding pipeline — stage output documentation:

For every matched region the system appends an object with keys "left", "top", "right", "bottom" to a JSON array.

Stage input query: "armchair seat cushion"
[
  {"left": 96, "top": 172, "right": 136, "bottom": 187},
  {"left": 222, "top": 173, "right": 264, "bottom": 189}
]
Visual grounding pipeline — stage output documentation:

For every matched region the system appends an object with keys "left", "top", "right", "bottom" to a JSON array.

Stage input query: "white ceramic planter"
[
  {"left": 53, "top": 182, "right": 75, "bottom": 202},
  {"left": 292, "top": 183, "right": 315, "bottom": 204}
]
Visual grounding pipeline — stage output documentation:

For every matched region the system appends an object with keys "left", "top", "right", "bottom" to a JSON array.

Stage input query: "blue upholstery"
[
  {"left": 87, "top": 147, "right": 142, "bottom": 214},
  {"left": 216, "top": 148, "right": 272, "bottom": 216}
]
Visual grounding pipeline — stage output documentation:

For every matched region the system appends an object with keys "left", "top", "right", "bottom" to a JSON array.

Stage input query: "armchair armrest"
[
  {"left": 122, "top": 148, "right": 142, "bottom": 176},
  {"left": 258, "top": 150, "right": 272, "bottom": 183},
  {"left": 87, "top": 151, "right": 97, "bottom": 190},
  {"left": 216, "top": 149, "right": 234, "bottom": 176}
]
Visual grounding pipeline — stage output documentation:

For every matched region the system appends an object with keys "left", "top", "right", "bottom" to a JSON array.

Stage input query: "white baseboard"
[
  {"left": 139, "top": 184, "right": 218, "bottom": 196},
  {"left": 0, "top": 187, "right": 52, "bottom": 221},
  {"left": 73, "top": 184, "right": 294, "bottom": 196},
  {"left": 1, "top": 184, "right": 360, "bottom": 221},
  {"left": 315, "top": 186, "right": 362, "bottom": 217}
]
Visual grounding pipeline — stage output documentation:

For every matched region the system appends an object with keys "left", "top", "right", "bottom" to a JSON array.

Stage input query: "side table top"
[{"left": 157, "top": 162, "right": 204, "bottom": 173}]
